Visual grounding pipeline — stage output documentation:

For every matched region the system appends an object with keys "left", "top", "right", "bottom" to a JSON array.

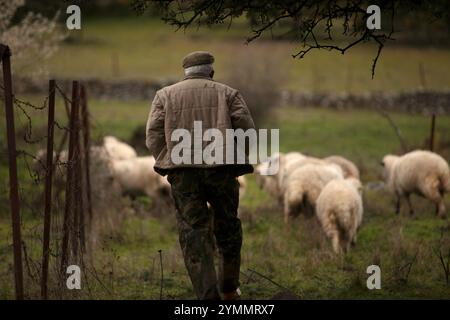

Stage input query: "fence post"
[
  {"left": 41, "top": 79, "right": 56, "bottom": 299},
  {"left": 72, "top": 87, "right": 82, "bottom": 256},
  {"left": 430, "top": 114, "right": 436, "bottom": 152},
  {"left": 419, "top": 61, "right": 435, "bottom": 152},
  {"left": 1, "top": 44, "right": 24, "bottom": 300},
  {"left": 80, "top": 85, "right": 93, "bottom": 224},
  {"left": 61, "top": 81, "right": 80, "bottom": 273}
]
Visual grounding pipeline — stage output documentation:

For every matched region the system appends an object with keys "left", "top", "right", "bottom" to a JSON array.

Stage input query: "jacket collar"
[{"left": 183, "top": 73, "right": 213, "bottom": 81}]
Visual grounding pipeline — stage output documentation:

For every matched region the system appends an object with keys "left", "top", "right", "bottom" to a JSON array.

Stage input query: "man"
[{"left": 146, "top": 51, "right": 255, "bottom": 300}]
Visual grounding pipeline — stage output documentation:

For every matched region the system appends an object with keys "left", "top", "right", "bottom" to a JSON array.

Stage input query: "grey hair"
[{"left": 184, "top": 63, "right": 213, "bottom": 76}]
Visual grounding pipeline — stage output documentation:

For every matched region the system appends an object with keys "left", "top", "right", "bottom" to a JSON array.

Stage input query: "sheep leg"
[
  {"left": 437, "top": 200, "right": 447, "bottom": 219},
  {"left": 331, "top": 233, "right": 341, "bottom": 254},
  {"left": 395, "top": 195, "right": 401, "bottom": 215},
  {"left": 324, "top": 220, "right": 342, "bottom": 254},
  {"left": 436, "top": 190, "right": 447, "bottom": 219},
  {"left": 423, "top": 185, "right": 447, "bottom": 219},
  {"left": 283, "top": 198, "right": 294, "bottom": 234},
  {"left": 283, "top": 201, "right": 291, "bottom": 225},
  {"left": 284, "top": 192, "right": 302, "bottom": 224},
  {"left": 350, "top": 231, "right": 357, "bottom": 246},
  {"left": 344, "top": 240, "right": 351, "bottom": 254},
  {"left": 406, "top": 194, "right": 415, "bottom": 217}
]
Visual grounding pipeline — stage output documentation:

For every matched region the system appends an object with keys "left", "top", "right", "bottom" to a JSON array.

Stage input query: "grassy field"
[
  {"left": 28, "top": 17, "right": 450, "bottom": 93},
  {"left": 1, "top": 98, "right": 450, "bottom": 299},
  {"left": 1, "top": 15, "right": 450, "bottom": 299}
]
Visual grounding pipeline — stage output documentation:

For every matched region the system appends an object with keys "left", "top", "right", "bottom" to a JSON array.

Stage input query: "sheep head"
[{"left": 381, "top": 155, "right": 398, "bottom": 183}]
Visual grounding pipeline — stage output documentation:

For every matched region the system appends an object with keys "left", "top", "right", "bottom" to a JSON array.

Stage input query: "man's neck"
[{"left": 183, "top": 73, "right": 213, "bottom": 80}]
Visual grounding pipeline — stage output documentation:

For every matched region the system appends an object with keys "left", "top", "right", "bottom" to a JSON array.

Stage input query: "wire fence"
[{"left": 0, "top": 43, "right": 129, "bottom": 299}]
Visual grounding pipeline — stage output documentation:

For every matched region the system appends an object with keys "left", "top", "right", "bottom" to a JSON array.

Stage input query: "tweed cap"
[{"left": 182, "top": 51, "right": 215, "bottom": 68}]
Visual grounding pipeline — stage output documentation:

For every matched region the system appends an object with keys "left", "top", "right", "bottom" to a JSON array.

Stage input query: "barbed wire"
[
  {"left": 0, "top": 83, "right": 73, "bottom": 150},
  {"left": 0, "top": 84, "right": 49, "bottom": 111},
  {"left": 1, "top": 78, "right": 115, "bottom": 298},
  {"left": 55, "top": 83, "right": 73, "bottom": 105}
]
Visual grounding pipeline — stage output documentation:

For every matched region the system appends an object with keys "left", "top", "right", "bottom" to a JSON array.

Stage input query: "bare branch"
[{"left": 131, "top": 0, "right": 445, "bottom": 76}]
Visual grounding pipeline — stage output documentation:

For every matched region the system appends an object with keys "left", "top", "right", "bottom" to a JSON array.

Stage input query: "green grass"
[
  {"left": 1, "top": 14, "right": 450, "bottom": 299},
  {"left": 35, "top": 17, "right": 450, "bottom": 93},
  {"left": 1, "top": 101, "right": 450, "bottom": 299}
]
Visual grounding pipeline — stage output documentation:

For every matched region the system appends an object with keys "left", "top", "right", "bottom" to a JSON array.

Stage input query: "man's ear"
[{"left": 210, "top": 70, "right": 215, "bottom": 78}]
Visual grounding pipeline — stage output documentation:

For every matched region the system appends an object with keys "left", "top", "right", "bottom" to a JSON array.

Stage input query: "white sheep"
[
  {"left": 33, "top": 147, "right": 110, "bottom": 187},
  {"left": 253, "top": 151, "right": 362, "bottom": 242},
  {"left": 255, "top": 159, "right": 280, "bottom": 198},
  {"left": 382, "top": 150, "right": 450, "bottom": 218},
  {"left": 283, "top": 163, "right": 344, "bottom": 224},
  {"left": 33, "top": 149, "right": 70, "bottom": 189},
  {"left": 254, "top": 152, "right": 310, "bottom": 197},
  {"left": 103, "top": 136, "right": 137, "bottom": 160},
  {"left": 277, "top": 153, "right": 359, "bottom": 192},
  {"left": 237, "top": 175, "right": 247, "bottom": 200},
  {"left": 324, "top": 155, "right": 360, "bottom": 179},
  {"left": 316, "top": 178, "right": 363, "bottom": 254},
  {"left": 278, "top": 153, "right": 323, "bottom": 194},
  {"left": 108, "top": 156, "right": 170, "bottom": 200}
]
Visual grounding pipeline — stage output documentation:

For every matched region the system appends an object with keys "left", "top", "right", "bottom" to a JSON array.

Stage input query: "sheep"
[
  {"left": 316, "top": 178, "right": 363, "bottom": 254},
  {"left": 33, "top": 149, "right": 69, "bottom": 189},
  {"left": 237, "top": 175, "right": 247, "bottom": 200},
  {"left": 278, "top": 153, "right": 359, "bottom": 192},
  {"left": 324, "top": 155, "right": 360, "bottom": 179},
  {"left": 254, "top": 152, "right": 309, "bottom": 196},
  {"left": 108, "top": 156, "right": 170, "bottom": 200},
  {"left": 254, "top": 152, "right": 360, "bottom": 220},
  {"left": 254, "top": 151, "right": 353, "bottom": 190},
  {"left": 103, "top": 136, "right": 137, "bottom": 160},
  {"left": 35, "top": 146, "right": 122, "bottom": 188},
  {"left": 255, "top": 158, "right": 280, "bottom": 198},
  {"left": 34, "top": 146, "right": 168, "bottom": 200},
  {"left": 382, "top": 150, "right": 450, "bottom": 219},
  {"left": 283, "top": 163, "right": 344, "bottom": 224},
  {"left": 278, "top": 153, "right": 323, "bottom": 194}
]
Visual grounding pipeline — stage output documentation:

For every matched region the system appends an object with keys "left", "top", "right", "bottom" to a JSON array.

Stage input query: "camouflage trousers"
[{"left": 167, "top": 167, "right": 242, "bottom": 300}]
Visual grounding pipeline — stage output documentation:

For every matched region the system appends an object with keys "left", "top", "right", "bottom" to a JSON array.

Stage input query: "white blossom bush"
[{"left": 0, "top": 0, "right": 65, "bottom": 76}]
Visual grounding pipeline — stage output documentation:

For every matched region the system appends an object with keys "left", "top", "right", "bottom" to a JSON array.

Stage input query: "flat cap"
[{"left": 182, "top": 51, "right": 215, "bottom": 68}]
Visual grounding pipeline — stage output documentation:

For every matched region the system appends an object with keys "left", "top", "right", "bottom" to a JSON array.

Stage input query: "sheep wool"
[
  {"left": 283, "top": 163, "right": 344, "bottom": 223},
  {"left": 278, "top": 154, "right": 324, "bottom": 194},
  {"left": 237, "top": 175, "right": 247, "bottom": 200},
  {"left": 109, "top": 156, "right": 170, "bottom": 199},
  {"left": 103, "top": 136, "right": 137, "bottom": 160},
  {"left": 382, "top": 150, "right": 450, "bottom": 218},
  {"left": 324, "top": 155, "right": 360, "bottom": 179},
  {"left": 316, "top": 178, "right": 363, "bottom": 254},
  {"left": 254, "top": 154, "right": 282, "bottom": 198}
]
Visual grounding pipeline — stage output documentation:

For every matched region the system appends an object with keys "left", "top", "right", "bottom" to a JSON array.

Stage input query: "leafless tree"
[{"left": 131, "top": 0, "right": 449, "bottom": 77}]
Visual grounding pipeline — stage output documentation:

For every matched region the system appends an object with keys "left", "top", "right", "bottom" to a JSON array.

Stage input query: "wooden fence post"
[
  {"left": 80, "top": 85, "right": 92, "bottom": 221},
  {"left": 1, "top": 44, "right": 24, "bottom": 300},
  {"left": 430, "top": 114, "right": 436, "bottom": 152},
  {"left": 61, "top": 81, "right": 80, "bottom": 273},
  {"left": 73, "top": 89, "right": 82, "bottom": 256},
  {"left": 41, "top": 79, "right": 55, "bottom": 299}
]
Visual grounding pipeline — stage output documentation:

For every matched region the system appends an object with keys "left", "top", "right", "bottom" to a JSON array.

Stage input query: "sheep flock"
[
  {"left": 256, "top": 150, "right": 450, "bottom": 254},
  {"left": 34, "top": 136, "right": 450, "bottom": 254}
]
